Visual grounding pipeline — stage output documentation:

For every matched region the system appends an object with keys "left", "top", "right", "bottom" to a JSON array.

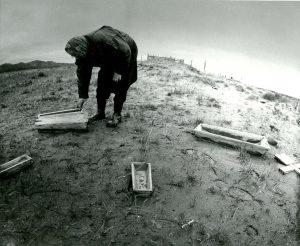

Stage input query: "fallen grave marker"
[
  {"left": 0, "top": 154, "right": 33, "bottom": 177},
  {"left": 131, "top": 162, "right": 153, "bottom": 195},
  {"left": 279, "top": 163, "right": 300, "bottom": 175},
  {"left": 275, "top": 153, "right": 300, "bottom": 175},
  {"left": 192, "top": 123, "right": 270, "bottom": 154},
  {"left": 35, "top": 108, "right": 88, "bottom": 131},
  {"left": 275, "top": 153, "right": 297, "bottom": 166}
]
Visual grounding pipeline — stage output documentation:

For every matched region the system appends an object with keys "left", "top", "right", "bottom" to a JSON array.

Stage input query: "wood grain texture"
[
  {"left": 38, "top": 108, "right": 80, "bottom": 117},
  {"left": 35, "top": 111, "right": 88, "bottom": 130},
  {"left": 201, "top": 123, "right": 264, "bottom": 143}
]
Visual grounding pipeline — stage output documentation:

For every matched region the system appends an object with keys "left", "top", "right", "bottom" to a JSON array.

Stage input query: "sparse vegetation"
[
  {"left": 210, "top": 231, "right": 231, "bottom": 246},
  {"left": 23, "top": 80, "right": 33, "bottom": 87},
  {"left": 22, "top": 89, "right": 30, "bottom": 94},
  {"left": 56, "top": 76, "right": 63, "bottom": 83},
  {"left": 197, "top": 95, "right": 204, "bottom": 105},
  {"left": 220, "top": 120, "right": 232, "bottom": 126},
  {"left": 237, "top": 148, "right": 251, "bottom": 165},
  {"left": 247, "top": 94, "right": 258, "bottom": 100},
  {"left": 168, "top": 88, "right": 185, "bottom": 96},
  {"left": 133, "top": 124, "right": 145, "bottom": 134},
  {"left": 38, "top": 71, "right": 47, "bottom": 77},
  {"left": 171, "top": 105, "right": 182, "bottom": 111},
  {"left": 207, "top": 97, "right": 221, "bottom": 108},
  {"left": 262, "top": 91, "right": 286, "bottom": 102},
  {"left": 197, "top": 95, "right": 221, "bottom": 108},
  {"left": 0, "top": 56, "right": 298, "bottom": 245},
  {"left": 140, "top": 103, "right": 158, "bottom": 111},
  {"left": 167, "top": 87, "right": 194, "bottom": 96},
  {"left": 235, "top": 84, "right": 245, "bottom": 92},
  {"left": 199, "top": 77, "right": 216, "bottom": 87},
  {"left": 195, "top": 117, "right": 204, "bottom": 126},
  {"left": 123, "top": 111, "right": 131, "bottom": 118},
  {"left": 1, "top": 89, "right": 10, "bottom": 95},
  {"left": 40, "top": 95, "right": 59, "bottom": 101},
  {"left": 137, "top": 128, "right": 153, "bottom": 162}
]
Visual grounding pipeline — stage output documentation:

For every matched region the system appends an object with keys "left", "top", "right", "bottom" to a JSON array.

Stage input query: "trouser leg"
[
  {"left": 113, "top": 84, "right": 129, "bottom": 116},
  {"left": 96, "top": 70, "right": 113, "bottom": 116}
]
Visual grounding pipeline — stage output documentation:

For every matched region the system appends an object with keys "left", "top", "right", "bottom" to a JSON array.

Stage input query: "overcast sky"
[{"left": 1, "top": 0, "right": 300, "bottom": 98}]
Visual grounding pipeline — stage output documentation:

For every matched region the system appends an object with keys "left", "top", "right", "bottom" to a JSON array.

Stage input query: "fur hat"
[{"left": 65, "top": 36, "right": 88, "bottom": 58}]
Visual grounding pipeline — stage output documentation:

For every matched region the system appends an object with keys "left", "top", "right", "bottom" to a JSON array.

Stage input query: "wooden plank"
[
  {"left": 36, "top": 115, "right": 87, "bottom": 122},
  {"left": 193, "top": 124, "right": 270, "bottom": 154},
  {"left": 38, "top": 108, "right": 80, "bottom": 117},
  {"left": 201, "top": 124, "right": 264, "bottom": 143},
  {"left": 36, "top": 122, "right": 88, "bottom": 130},
  {"left": 35, "top": 111, "right": 88, "bottom": 131},
  {"left": 0, "top": 154, "right": 33, "bottom": 177},
  {"left": 279, "top": 163, "right": 300, "bottom": 174},
  {"left": 36, "top": 113, "right": 87, "bottom": 124},
  {"left": 294, "top": 169, "right": 300, "bottom": 175},
  {"left": 275, "top": 153, "right": 297, "bottom": 166}
]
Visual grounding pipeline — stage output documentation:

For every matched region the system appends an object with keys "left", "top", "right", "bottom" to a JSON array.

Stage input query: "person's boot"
[
  {"left": 88, "top": 112, "right": 105, "bottom": 124},
  {"left": 106, "top": 113, "right": 122, "bottom": 127}
]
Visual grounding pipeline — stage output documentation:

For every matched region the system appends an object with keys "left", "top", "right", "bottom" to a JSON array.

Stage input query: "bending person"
[{"left": 65, "top": 26, "right": 138, "bottom": 127}]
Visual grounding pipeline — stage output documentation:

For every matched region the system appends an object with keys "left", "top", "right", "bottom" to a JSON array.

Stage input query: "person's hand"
[
  {"left": 112, "top": 72, "right": 122, "bottom": 82},
  {"left": 76, "top": 98, "right": 87, "bottom": 110}
]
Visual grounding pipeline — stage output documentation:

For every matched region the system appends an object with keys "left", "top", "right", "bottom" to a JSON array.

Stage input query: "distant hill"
[{"left": 0, "top": 60, "right": 71, "bottom": 73}]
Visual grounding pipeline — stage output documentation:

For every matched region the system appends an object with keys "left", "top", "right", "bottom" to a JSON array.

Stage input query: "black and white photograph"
[{"left": 0, "top": 0, "right": 299, "bottom": 245}]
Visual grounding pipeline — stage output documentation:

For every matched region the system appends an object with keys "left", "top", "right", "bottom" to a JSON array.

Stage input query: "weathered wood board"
[
  {"left": 131, "top": 162, "right": 153, "bottom": 195},
  {"left": 0, "top": 154, "right": 33, "bottom": 177},
  {"left": 279, "top": 163, "right": 300, "bottom": 174},
  {"left": 35, "top": 109, "right": 88, "bottom": 131},
  {"left": 192, "top": 124, "right": 270, "bottom": 154},
  {"left": 275, "top": 153, "right": 297, "bottom": 166},
  {"left": 38, "top": 108, "right": 80, "bottom": 117},
  {"left": 294, "top": 169, "right": 300, "bottom": 175}
]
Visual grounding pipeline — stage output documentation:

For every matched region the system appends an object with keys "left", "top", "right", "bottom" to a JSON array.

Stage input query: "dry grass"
[
  {"left": 197, "top": 95, "right": 221, "bottom": 108},
  {"left": 38, "top": 71, "right": 47, "bottom": 77},
  {"left": 140, "top": 103, "right": 158, "bottom": 111},
  {"left": 237, "top": 148, "right": 251, "bottom": 165},
  {"left": 0, "top": 57, "right": 298, "bottom": 245},
  {"left": 262, "top": 91, "right": 287, "bottom": 102},
  {"left": 167, "top": 87, "right": 194, "bottom": 96}
]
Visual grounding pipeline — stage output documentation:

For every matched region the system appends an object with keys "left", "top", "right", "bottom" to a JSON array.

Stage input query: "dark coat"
[{"left": 75, "top": 26, "right": 138, "bottom": 99}]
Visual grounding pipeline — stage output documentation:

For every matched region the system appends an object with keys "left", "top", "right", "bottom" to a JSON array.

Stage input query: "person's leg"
[
  {"left": 106, "top": 82, "right": 130, "bottom": 127},
  {"left": 90, "top": 69, "right": 112, "bottom": 122},
  {"left": 113, "top": 85, "right": 129, "bottom": 116}
]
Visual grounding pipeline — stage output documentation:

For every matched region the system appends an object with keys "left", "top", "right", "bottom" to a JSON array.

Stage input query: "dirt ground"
[{"left": 0, "top": 57, "right": 300, "bottom": 245}]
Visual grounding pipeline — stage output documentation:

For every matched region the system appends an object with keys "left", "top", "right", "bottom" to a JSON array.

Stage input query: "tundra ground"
[{"left": 0, "top": 57, "right": 299, "bottom": 245}]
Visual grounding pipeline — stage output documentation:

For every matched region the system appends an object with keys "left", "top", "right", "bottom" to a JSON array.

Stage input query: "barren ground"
[{"left": 0, "top": 57, "right": 300, "bottom": 245}]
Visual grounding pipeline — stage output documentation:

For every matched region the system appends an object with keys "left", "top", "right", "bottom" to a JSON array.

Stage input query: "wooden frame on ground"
[
  {"left": 131, "top": 162, "right": 153, "bottom": 195},
  {"left": 279, "top": 163, "right": 300, "bottom": 174},
  {"left": 192, "top": 123, "right": 270, "bottom": 155},
  {"left": 0, "top": 154, "right": 33, "bottom": 177},
  {"left": 35, "top": 108, "right": 88, "bottom": 131}
]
